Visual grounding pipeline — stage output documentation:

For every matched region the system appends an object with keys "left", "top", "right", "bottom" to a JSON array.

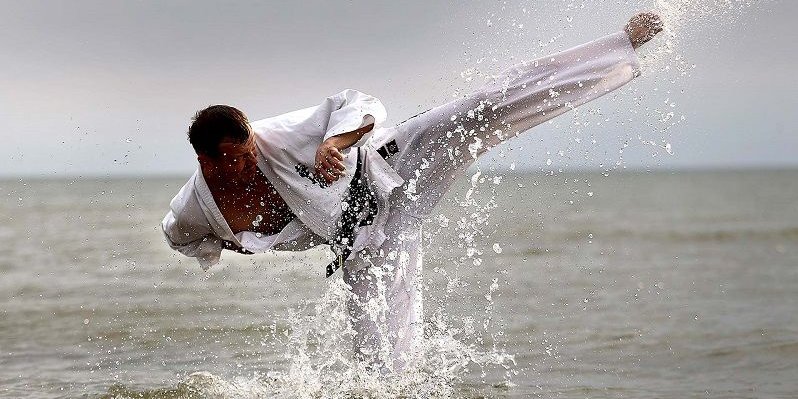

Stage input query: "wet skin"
[
  {"left": 198, "top": 124, "right": 372, "bottom": 240},
  {"left": 199, "top": 136, "right": 295, "bottom": 236}
]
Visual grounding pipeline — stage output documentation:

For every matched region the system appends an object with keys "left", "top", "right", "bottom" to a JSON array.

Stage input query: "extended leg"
[
  {"left": 345, "top": 30, "right": 642, "bottom": 372},
  {"left": 382, "top": 31, "right": 641, "bottom": 216}
]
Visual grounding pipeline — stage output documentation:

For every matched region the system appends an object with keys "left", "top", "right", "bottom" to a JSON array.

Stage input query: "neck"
[{"left": 201, "top": 164, "right": 242, "bottom": 188}]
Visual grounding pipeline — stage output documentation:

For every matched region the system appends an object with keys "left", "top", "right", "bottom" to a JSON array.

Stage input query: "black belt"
[{"left": 325, "top": 140, "right": 399, "bottom": 277}]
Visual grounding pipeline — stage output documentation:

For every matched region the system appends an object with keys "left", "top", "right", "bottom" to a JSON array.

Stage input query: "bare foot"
[{"left": 625, "top": 12, "right": 664, "bottom": 49}]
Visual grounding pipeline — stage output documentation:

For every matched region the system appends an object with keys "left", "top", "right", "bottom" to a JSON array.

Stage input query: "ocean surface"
[{"left": 1, "top": 170, "right": 797, "bottom": 398}]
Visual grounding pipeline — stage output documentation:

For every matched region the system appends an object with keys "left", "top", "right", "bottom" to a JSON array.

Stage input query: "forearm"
[{"left": 327, "top": 123, "right": 374, "bottom": 150}]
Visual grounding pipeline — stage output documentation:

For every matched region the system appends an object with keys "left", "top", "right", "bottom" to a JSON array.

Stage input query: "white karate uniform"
[
  {"left": 341, "top": 31, "right": 640, "bottom": 371},
  {"left": 163, "top": 31, "right": 640, "bottom": 372}
]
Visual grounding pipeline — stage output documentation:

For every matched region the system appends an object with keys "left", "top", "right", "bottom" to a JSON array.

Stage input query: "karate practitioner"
[{"left": 162, "top": 13, "right": 663, "bottom": 372}]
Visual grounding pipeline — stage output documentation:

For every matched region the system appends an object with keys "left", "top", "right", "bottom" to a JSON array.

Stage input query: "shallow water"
[{"left": 1, "top": 170, "right": 797, "bottom": 398}]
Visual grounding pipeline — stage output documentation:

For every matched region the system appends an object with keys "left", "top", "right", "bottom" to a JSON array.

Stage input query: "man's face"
[{"left": 202, "top": 135, "right": 259, "bottom": 181}]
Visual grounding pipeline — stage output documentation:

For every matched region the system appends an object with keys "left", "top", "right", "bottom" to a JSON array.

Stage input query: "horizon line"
[{"left": 3, "top": 164, "right": 798, "bottom": 181}]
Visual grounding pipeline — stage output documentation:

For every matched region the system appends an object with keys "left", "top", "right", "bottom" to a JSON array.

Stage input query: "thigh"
[
  {"left": 345, "top": 210, "right": 423, "bottom": 300},
  {"left": 343, "top": 210, "right": 424, "bottom": 367},
  {"left": 385, "top": 95, "right": 498, "bottom": 217}
]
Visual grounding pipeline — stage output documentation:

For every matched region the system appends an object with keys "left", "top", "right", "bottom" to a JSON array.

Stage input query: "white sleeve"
[
  {"left": 322, "top": 89, "right": 387, "bottom": 147},
  {"left": 161, "top": 209, "right": 222, "bottom": 271}
]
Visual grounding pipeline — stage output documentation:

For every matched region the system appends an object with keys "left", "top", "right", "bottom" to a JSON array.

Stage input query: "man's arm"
[
  {"left": 162, "top": 213, "right": 224, "bottom": 270},
  {"left": 328, "top": 122, "right": 375, "bottom": 150}
]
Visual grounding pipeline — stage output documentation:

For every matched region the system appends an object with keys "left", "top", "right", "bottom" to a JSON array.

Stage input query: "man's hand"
[
  {"left": 315, "top": 137, "right": 347, "bottom": 184},
  {"left": 314, "top": 123, "right": 374, "bottom": 185},
  {"left": 625, "top": 12, "right": 664, "bottom": 49}
]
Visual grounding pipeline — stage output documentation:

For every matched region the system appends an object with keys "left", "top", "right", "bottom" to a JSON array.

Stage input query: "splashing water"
[
  {"left": 102, "top": 279, "right": 514, "bottom": 399},
  {"left": 98, "top": 3, "right": 771, "bottom": 398},
  {"left": 252, "top": 5, "right": 772, "bottom": 394},
  {"left": 631, "top": 0, "right": 760, "bottom": 160},
  {"left": 642, "top": 0, "right": 758, "bottom": 69},
  {"left": 258, "top": 280, "right": 514, "bottom": 398}
]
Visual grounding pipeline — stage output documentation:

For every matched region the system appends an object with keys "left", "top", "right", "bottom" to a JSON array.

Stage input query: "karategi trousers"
[{"left": 343, "top": 31, "right": 641, "bottom": 371}]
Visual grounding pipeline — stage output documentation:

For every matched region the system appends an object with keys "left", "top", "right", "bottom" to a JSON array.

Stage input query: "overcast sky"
[{"left": 1, "top": 0, "right": 795, "bottom": 177}]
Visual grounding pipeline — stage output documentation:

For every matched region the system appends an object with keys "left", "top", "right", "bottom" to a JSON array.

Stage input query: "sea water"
[
  {"left": 2, "top": 170, "right": 797, "bottom": 398},
  {"left": 2, "top": 1, "right": 792, "bottom": 397}
]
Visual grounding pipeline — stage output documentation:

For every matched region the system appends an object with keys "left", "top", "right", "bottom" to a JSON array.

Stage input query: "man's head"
[{"left": 189, "top": 105, "right": 258, "bottom": 181}]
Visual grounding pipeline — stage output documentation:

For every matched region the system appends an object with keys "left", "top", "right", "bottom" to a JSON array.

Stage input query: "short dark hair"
[{"left": 187, "top": 105, "right": 251, "bottom": 158}]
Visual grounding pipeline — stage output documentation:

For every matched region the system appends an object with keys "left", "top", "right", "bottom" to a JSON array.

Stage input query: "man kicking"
[{"left": 162, "top": 13, "right": 663, "bottom": 372}]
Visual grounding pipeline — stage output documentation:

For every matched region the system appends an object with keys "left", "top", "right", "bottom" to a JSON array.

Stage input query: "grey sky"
[{"left": 1, "top": 0, "right": 795, "bottom": 177}]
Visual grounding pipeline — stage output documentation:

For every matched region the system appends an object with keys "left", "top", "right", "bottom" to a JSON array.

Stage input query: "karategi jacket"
[{"left": 161, "top": 89, "right": 403, "bottom": 271}]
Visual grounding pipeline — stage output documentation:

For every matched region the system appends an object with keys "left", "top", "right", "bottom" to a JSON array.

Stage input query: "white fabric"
[
  {"left": 344, "top": 212, "right": 424, "bottom": 371},
  {"left": 343, "top": 31, "right": 641, "bottom": 370},
  {"left": 251, "top": 89, "right": 402, "bottom": 240},
  {"left": 161, "top": 89, "right": 404, "bottom": 270}
]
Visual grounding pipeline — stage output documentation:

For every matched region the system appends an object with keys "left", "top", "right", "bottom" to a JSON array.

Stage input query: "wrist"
[{"left": 326, "top": 135, "right": 348, "bottom": 150}]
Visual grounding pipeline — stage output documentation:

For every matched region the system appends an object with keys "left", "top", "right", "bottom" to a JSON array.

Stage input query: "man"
[{"left": 162, "top": 13, "right": 663, "bottom": 372}]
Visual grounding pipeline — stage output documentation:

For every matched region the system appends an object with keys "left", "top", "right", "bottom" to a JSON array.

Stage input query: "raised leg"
[
  {"left": 382, "top": 31, "right": 640, "bottom": 217},
  {"left": 346, "top": 31, "right": 642, "bottom": 372}
]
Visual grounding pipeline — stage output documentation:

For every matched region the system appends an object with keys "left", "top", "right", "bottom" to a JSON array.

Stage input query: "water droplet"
[{"left": 492, "top": 243, "right": 502, "bottom": 254}]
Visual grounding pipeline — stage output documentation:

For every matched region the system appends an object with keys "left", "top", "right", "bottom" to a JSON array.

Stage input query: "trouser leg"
[
  {"left": 343, "top": 211, "right": 423, "bottom": 372},
  {"left": 384, "top": 31, "right": 640, "bottom": 216},
  {"left": 342, "top": 31, "right": 639, "bottom": 370}
]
